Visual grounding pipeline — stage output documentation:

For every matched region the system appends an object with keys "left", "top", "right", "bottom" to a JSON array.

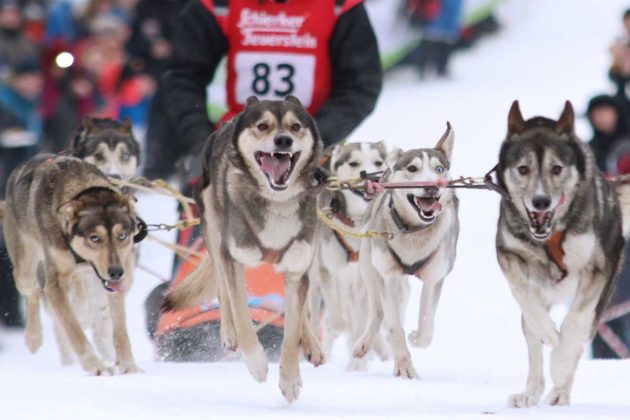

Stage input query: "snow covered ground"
[{"left": 2, "top": 0, "right": 630, "bottom": 418}]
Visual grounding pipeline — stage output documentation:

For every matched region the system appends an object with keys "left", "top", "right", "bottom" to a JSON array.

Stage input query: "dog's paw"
[
  {"left": 346, "top": 357, "right": 368, "bottom": 372},
  {"left": 394, "top": 358, "right": 418, "bottom": 379},
  {"left": 279, "top": 374, "right": 302, "bottom": 404},
  {"left": 407, "top": 329, "right": 432, "bottom": 349},
  {"left": 540, "top": 327, "right": 560, "bottom": 348},
  {"left": 220, "top": 324, "right": 238, "bottom": 352},
  {"left": 86, "top": 360, "right": 114, "bottom": 376},
  {"left": 242, "top": 344, "right": 268, "bottom": 383},
  {"left": 301, "top": 335, "right": 325, "bottom": 367},
  {"left": 545, "top": 388, "right": 570, "bottom": 406},
  {"left": 508, "top": 392, "right": 540, "bottom": 408},
  {"left": 117, "top": 360, "right": 144, "bottom": 374},
  {"left": 529, "top": 317, "right": 560, "bottom": 347},
  {"left": 352, "top": 340, "right": 370, "bottom": 359},
  {"left": 25, "top": 330, "right": 43, "bottom": 354}
]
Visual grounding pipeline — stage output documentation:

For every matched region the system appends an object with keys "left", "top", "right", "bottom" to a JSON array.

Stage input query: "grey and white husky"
[
  {"left": 70, "top": 117, "right": 140, "bottom": 180},
  {"left": 496, "top": 101, "right": 625, "bottom": 407},
  {"left": 163, "top": 96, "right": 325, "bottom": 403},
  {"left": 309, "top": 141, "right": 390, "bottom": 368},
  {"left": 1, "top": 155, "right": 140, "bottom": 375},
  {"left": 352, "top": 124, "right": 459, "bottom": 378}
]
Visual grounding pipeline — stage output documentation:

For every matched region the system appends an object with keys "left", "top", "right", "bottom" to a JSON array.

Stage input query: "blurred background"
[{"left": 2, "top": 1, "right": 630, "bottom": 417}]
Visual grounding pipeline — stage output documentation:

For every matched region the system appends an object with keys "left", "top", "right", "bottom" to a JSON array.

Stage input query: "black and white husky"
[
  {"left": 352, "top": 124, "right": 459, "bottom": 378},
  {"left": 496, "top": 101, "right": 625, "bottom": 407}
]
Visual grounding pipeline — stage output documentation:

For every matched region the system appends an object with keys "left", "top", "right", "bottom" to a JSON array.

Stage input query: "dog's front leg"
[
  {"left": 382, "top": 275, "right": 416, "bottom": 379},
  {"left": 498, "top": 252, "right": 560, "bottom": 346},
  {"left": 408, "top": 277, "right": 444, "bottom": 349},
  {"left": 508, "top": 315, "right": 545, "bottom": 408},
  {"left": 44, "top": 263, "right": 113, "bottom": 375},
  {"left": 546, "top": 269, "right": 608, "bottom": 407},
  {"left": 309, "top": 262, "right": 343, "bottom": 354},
  {"left": 300, "top": 273, "right": 325, "bottom": 367},
  {"left": 108, "top": 293, "right": 142, "bottom": 374},
  {"left": 279, "top": 273, "right": 308, "bottom": 403},
  {"left": 222, "top": 252, "right": 268, "bottom": 382},
  {"left": 352, "top": 239, "right": 384, "bottom": 360}
]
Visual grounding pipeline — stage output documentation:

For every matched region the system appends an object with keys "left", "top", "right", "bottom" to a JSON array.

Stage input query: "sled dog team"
[{"left": 2, "top": 97, "right": 628, "bottom": 408}]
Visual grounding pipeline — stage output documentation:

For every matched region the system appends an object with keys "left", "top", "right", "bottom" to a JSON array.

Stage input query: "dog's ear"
[
  {"left": 83, "top": 117, "right": 97, "bottom": 133},
  {"left": 246, "top": 96, "right": 259, "bottom": 106},
  {"left": 435, "top": 122, "right": 454, "bottom": 161},
  {"left": 555, "top": 100, "right": 575, "bottom": 136},
  {"left": 121, "top": 117, "right": 133, "bottom": 132},
  {"left": 374, "top": 140, "right": 388, "bottom": 156},
  {"left": 386, "top": 148, "right": 403, "bottom": 169},
  {"left": 57, "top": 201, "right": 80, "bottom": 229},
  {"left": 285, "top": 95, "right": 302, "bottom": 106},
  {"left": 507, "top": 100, "right": 526, "bottom": 136}
]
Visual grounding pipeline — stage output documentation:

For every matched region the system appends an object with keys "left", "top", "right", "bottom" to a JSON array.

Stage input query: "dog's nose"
[
  {"left": 108, "top": 265, "right": 124, "bottom": 280},
  {"left": 274, "top": 135, "right": 293, "bottom": 149},
  {"left": 532, "top": 195, "right": 551, "bottom": 211},
  {"left": 424, "top": 187, "right": 439, "bottom": 197}
]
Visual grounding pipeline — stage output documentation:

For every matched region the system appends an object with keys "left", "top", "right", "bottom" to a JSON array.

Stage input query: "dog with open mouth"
[
  {"left": 1, "top": 155, "right": 141, "bottom": 375},
  {"left": 162, "top": 96, "right": 324, "bottom": 403},
  {"left": 308, "top": 141, "right": 391, "bottom": 369},
  {"left": 496, "top": 101, "right": 625, "bottom": 407},
  {"left": 60, "top": 117, "right": 142, "bottom": 370},
  {"left": 351, "top": 123, "right": 459, "bottom": 378}
]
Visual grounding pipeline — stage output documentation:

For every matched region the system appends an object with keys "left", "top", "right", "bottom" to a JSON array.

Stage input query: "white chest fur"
[{"left": 257, "top": 201, "right": 302, "bottom": 249}]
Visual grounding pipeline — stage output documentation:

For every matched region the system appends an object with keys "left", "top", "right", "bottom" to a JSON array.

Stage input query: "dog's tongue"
[
  {"left": 105, "top": 280, "right": 125, "bottom": 293},
  {"left": 260, "top": 153, "right": 291, "bottom": 184},
  {"left": 416, "top": 197, "right": 442, "bottom": 212}
]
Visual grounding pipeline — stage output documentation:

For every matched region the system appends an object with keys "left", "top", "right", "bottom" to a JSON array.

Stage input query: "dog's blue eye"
[
  {"left": 94, "top": 154, "right": 105, "bottom": 162},
  {"left": 118, "top": 232, "right": 128, "bottom": 241},
  {"left": 435, "top": 165, "right": 445, "bottom": 174},
  {"left": 121, "top": 153, "right": 130, "bottom": 162},
  {"left": 407, "top": 165, "right": 417, "bottom": 173},
  {"left": 89, "top": 235, "right": 101, "bottom": 243},
  {"left": 348, "top": 161, "right": 359, "bottom": 168}
]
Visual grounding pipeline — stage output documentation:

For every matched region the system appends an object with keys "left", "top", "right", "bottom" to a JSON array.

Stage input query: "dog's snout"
[
  {"left": 274, "top": 135, "right": 293, "bottom": 149},
  {"left": 424, "top": 187, "right": 439, "bottom": 197},
  {"left": 532, "top": 195, "right": 551, "bottom": 211},
  {"left": 107, "top": 265, "right": 124, "bottom": 280}
]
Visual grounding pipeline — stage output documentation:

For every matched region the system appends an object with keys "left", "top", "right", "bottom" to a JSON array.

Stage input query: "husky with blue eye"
[{"left": 352, "top": 123, "right": 459, "bottom": 379}]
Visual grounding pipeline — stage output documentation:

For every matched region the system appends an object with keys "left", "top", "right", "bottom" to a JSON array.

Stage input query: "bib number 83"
[
  {"left": 235, "top": 52, "right": 314, "bottom": 106},
  {"left": 252, "top": 62, "right": 295, "bottom": 96}
]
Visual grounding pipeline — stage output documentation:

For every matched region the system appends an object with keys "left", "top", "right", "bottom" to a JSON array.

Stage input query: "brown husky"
[{"left": 2, "top": 155, "right": 141, "bottom": 375}]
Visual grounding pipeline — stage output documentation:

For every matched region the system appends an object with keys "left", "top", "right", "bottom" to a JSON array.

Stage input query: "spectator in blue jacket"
[
  {"left": 410, "top": 0, "right": 464, "bottom": 78},
  {"left": 0, "top": 58, "right": 43, "bottom": 329}
]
